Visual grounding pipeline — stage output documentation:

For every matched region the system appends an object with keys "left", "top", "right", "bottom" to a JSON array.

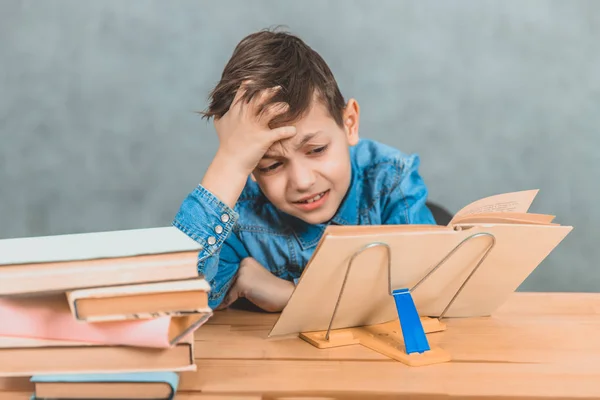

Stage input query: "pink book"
[{"left": 0, "top": 294, "right": 211, "bottom": 348}]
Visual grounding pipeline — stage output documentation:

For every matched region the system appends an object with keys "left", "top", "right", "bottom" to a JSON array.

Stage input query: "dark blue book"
[{"left": 30, "top": 371, "right": 179, "bottom": 400}]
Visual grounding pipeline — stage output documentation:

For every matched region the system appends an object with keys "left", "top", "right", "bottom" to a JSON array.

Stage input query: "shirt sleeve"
[
  {"left": 172, "top": 184, "right": 249, "bottom": 309},
  {"left": 380, "top": 154, "right": 436, "bottom": 225}
]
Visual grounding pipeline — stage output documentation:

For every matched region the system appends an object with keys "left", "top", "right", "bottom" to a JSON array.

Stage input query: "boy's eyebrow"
[
  {"left": 262, "top": 131, "right": 323, "bottom": 159},
  {"left": 294, "top": 131, "right": 322, "bottom": 150}
]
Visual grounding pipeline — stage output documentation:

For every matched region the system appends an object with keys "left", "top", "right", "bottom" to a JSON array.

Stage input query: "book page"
[
  {"left": 451, "top": 212, "right": 556, "bottom": 225},
  {"left": 67, "top": 278, "right": 210, "bottom": 301},
  {"left": 450, "top": 190, "right": 539, "bottom": 224}
]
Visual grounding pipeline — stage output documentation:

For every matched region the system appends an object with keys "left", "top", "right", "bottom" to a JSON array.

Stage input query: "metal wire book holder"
[{"left": 299, "top": 232, "right": 497, "bottom": 367}]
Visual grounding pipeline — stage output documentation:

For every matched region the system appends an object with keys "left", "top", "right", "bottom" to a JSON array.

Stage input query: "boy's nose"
[{"left": 289, "top": 163, "right": 316, "bottom": 192}]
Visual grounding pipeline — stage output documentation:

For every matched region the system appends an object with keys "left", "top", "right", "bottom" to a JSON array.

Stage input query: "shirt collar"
[{"left": 286, "top": 163, "right": 359, "bottom": 250}]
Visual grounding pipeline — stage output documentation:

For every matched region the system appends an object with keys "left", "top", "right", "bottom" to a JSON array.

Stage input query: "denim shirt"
[{"left": 172, "top": 138, "right": 435, "bottom": 309}]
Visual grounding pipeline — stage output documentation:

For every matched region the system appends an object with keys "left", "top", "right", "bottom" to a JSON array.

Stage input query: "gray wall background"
[{"left": 1, "top": 0, "right": 598, "bottom": 292}]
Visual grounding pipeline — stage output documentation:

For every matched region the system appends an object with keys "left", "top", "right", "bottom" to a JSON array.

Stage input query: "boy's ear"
[{"left": 343, "top": 98, "right": 360, "bottom": 146}]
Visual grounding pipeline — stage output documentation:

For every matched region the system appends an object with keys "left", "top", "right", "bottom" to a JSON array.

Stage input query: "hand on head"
[{"left": 214, "top": 82, "right": 298, "bottom": 176}]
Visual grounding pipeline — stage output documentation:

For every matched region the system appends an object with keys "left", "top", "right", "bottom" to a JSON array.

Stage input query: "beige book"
[
  {"left": 451, "top": 212, "right": 556, "bottom": 225},
  {"left": 0, "top": 226, "right": 203, "bottom": 296},
  {"left": 0, "top": 251, "right": 200, "bottom": 296},
  {"left": 67, "top": 278, "right": 211, "bottom": 322},
  {"left": 269, "top": 189, "right": 572, "bottom": 337},
  {"left": 0, "top": 335, "right": 195, "bottom": 377}
]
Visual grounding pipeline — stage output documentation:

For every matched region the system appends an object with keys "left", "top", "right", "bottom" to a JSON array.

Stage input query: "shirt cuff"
[{"left": 172, "top": 184, "right": 239, "bottom": 258}]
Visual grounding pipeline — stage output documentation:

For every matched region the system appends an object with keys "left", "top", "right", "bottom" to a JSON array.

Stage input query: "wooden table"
[{"left": 1, "top": 292, "right": 599, "bottom": 399}]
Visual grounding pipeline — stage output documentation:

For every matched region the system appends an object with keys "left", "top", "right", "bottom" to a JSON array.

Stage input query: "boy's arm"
[
  {"left": 380, "top": 154, "right": 436, "bottom": 225},
  {"left": 173, "top": 185, "right": 294, "bottom": 311},
  {"left": 172, "top": 184, "right": 248, "bottom": 309},
  {"left": 173, "top": 83, "right": 298, "bottom": 310},
  {"left": 202, "top": 83, "right": 297, "bottom": 209},
  {"left": 216, "top": 257, "right": 295, "bottom": 312}
]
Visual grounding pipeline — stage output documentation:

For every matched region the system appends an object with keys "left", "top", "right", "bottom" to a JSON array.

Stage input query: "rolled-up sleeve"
[{"left": 172, "top": 184, "right": 248, "bottom": 308}]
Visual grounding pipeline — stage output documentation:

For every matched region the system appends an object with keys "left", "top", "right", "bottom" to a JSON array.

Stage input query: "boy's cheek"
[
  {"left": 320, "top": 157, "right": 351, "bottom": 183},
  {"left": 258, "top": 182, "right": 287, "bottom": 204}
]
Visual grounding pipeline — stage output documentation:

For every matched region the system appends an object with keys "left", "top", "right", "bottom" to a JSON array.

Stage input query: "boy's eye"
[
  {"left": 308, "top": 145, "right": 328, "bottom": 155},
  {"left": 258, "top": 162, "right": 282, "bottom": 173}
]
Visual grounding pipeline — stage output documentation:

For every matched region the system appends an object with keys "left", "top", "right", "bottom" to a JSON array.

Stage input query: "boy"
[{"left": 172, "top": 29, "right": 435, "bottom": 312}]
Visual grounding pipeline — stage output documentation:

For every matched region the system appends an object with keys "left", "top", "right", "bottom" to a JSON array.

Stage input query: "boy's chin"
[
  {"left": 295, "top": 214, "right": 331, "bottom": 225},
  {"left": 285, "top": 206, "right": 337, "bottom": 226}
]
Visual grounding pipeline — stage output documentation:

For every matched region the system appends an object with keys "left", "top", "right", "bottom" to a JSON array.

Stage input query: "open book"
[{"left": 269, "top": 189, "right": 572, "bottom": 337}]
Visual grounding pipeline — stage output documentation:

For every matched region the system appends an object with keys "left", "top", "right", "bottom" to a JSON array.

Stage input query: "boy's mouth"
[
  {"left": 292, "top": 190, "right": 330, "bottom": 211},
  {"left": 294, "top": 190, "right": 328, "bottom": 204}
]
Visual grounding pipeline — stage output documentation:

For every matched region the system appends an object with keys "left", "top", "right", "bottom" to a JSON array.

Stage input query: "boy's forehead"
[
  {"left": 268, "top": 89, "right": 335, "bottom": 128},
  {"left": 263, "top": 98, "right": 338, "bottom": 157},
  {"left": 294, "top": 98, "right": 332, "bottom": 127},
  {"left": 264, "top": 130, "right": 326, "bottom": 158},
  {"left": 270, "top": 100, "right": 333, "bottom": 134}
]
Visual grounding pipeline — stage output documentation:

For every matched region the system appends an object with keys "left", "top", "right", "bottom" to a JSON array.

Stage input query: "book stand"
[{"left": 299, "top": 232, "right": 496, "bottom": 366}]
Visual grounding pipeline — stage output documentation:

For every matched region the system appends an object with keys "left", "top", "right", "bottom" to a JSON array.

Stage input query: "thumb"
[
  {"left": 216, "top": 291, "right": 237, "bottom": 310},
  {"left": 269, "top": 125, "right": 297, "bottom": 143}
]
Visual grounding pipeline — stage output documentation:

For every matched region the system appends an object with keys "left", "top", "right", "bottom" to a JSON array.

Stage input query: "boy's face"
[{"left": 252, "top": 98, "right": 360, "bottom": 225}]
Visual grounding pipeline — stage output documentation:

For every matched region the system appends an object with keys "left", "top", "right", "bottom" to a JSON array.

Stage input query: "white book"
[{"left": 0, "top": 226, "right": 201, "bottom": 266}]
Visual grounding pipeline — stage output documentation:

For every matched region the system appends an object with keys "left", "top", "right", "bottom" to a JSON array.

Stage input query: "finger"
[
  {"left": 269, "top": 125, "right": 297, "bottom": 142},
  {"left": 256, "top": 85, "right": 281, "bottom": 104},
  {"left": 215, "top": 298, "right": 229, "bottom": 310},
  {"left": 249, "top": 86, "right": 281, "bottom": 116},
  {"left": 215, "top": 269, "right": 243, "bottom": 310},
  {"left": 227, "top": 80, "right": 252, "bottom": 115},
  {"left": 229, "top": 80, "right": 252, "bottom": 114},
  {"left": 258, "top": 102, "right": 289, "bottom": 125},
  {"left": 216, "top": 291, "right": 238, "bottom": 310}
]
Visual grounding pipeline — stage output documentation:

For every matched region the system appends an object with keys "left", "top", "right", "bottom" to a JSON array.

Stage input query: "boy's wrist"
[
  {"left": 214, "top": 147, "right": 254, "bottom": 176},
  {"left": 236, "top": 258, "right": 294, "bottom": 312},
  {"left": 201, "top": 148, "right": 251, "bottom": 209}
]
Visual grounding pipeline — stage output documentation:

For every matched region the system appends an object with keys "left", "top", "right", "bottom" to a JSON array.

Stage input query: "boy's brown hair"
[{"left": 200, "top": 28, "right": 346, "bottom": 128}]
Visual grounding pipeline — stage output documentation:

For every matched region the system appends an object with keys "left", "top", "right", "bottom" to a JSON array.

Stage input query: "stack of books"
[{"left": 0, "top": 226, "right": 210, "bottom": 399}]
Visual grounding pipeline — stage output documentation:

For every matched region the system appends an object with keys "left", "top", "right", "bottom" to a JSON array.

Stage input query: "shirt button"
[
  {"left": 215, "top": 225, "right": 223, "bottom": 234},
  {"left": 221, "top": 214, "right": 230, "bottom": 223},
  {"left": 207, "top": 236, "right": 216, "bottom": 245}
]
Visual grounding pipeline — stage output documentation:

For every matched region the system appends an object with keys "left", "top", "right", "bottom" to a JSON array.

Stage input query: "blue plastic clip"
[{"left": 392, "top": 288, "right": 430, "bottom": 354}]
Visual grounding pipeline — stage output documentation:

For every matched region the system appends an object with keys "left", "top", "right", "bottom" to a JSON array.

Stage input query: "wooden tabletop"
[{"left": 1, "top": 292, "right": 599, "bottom": 399}]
